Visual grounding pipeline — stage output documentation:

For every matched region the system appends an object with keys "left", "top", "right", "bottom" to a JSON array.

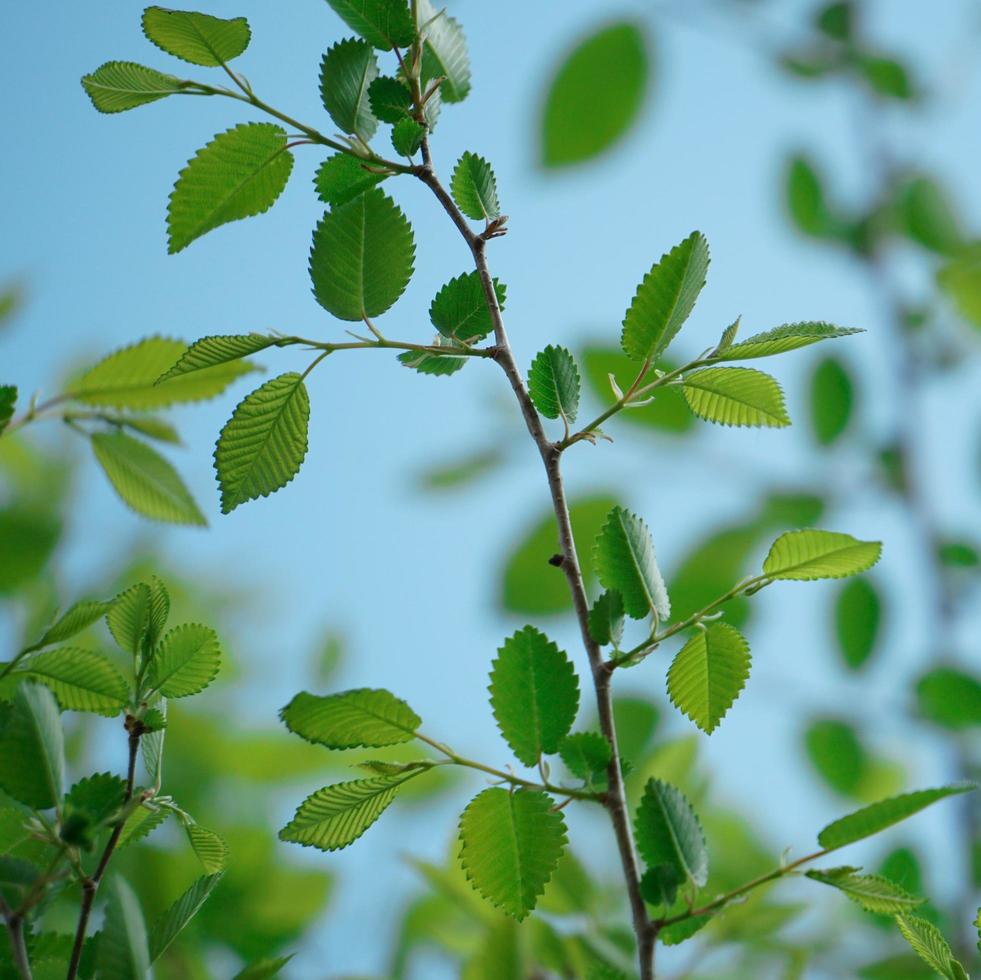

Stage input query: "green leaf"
[
  {"left": 397, "top": 337, "right": 468, "bottom": 377},
  {"left": 142, "top": 7, "right": 250, "bottom": 66},
  {"left": 489, "top": 626, "right": 580, "bottom": 767},
  {"left": 682, "top": 367, "right": 790, "bottom": 428},
  {"left": 809, "top": 355, "right": 854, "bottom": 445},
  {"left": 314, "top": 153, "right": 386, "bottom": 206},
  {"left": 147, "top": 577, "right": 170, "bottom": 649},
  {"left": 528, "top": 345, "right": 581, "bottom": 423},
  {"left": 588, "top": 591, "right": 625, "bottom": 648},
  {"left": 815, "top": 1, "right": 852, "bottom": 39},
  {"left": 107, "top": 583, "right": 152, "bottom": 655},
  {"left": 104, "top": 415, "right": 181, "bottom": 444},
  {"left": 97, "top": 876, "right": 150, "bottom": 980},
  {"left": 319, "top": 39, "right": 379, "bottom": 141},
  {"left": 660, "top": 914, "right": 713, "bottom": 946},
  {"left": 117, "top": 805, "right": 168, "bottom": 849},
  {"left": 157, "top": 334, "right": 276, "bottom": 383},
  {"left": 594, "top": 506, "right": 670, "bottom": 620},
  {"left": 621, "top": 231, "right": 709, "bottom": 362},
  {"left": 81, "top": 61, "right": 182, "bottom": 114},
  {"left": 818, "top": 784, "right": 976, "bottom": 850},
  {"left": 835, "top": 578, "right": 881, "bottom": 670},
  {"left": 937, "top": 243, "right": 981, "bottom": 330},
  {"left": 763, "top": 529, "right": 882, "bottom": 581},
  {"left": 458, "top": 788, "right": 567, "bottom": 920},
  {"left": 667, "top": 623, "right": 751, "bottom": 734},
  {"left": 716, "top": 322, "right": 862, "bottom": 361},
  {"left": 450, "top": 152, "right": 500, "bottom": 221},
  {"left": 859, "top": 55, "right": 914, "bottom": 101},
  {"left": 168, "top": 123, "right": 293, "bottom": 253},
  {"left": 391, "top": 116, "right": 426, "bottom": 157},
  {"left": 281, "top": 688, "right": 421, "bottom": 748},
  {"left": 895, "top": 914, "right": 965, "bottom": 980},
  {"left": 368, "top": 75, "right": 412, "bottom": 122},
  {"left": 149, "top": 873, "right": 223, "bottom": 963},
  {"left": 915, "top": 667, "right": 981, "bottom": 730},
  {"left": 894, "top": 176, "right": 963, "bottom": 256},
  {"left": 36, "top": 600, "right": 113, "bottom": 648},
  {"left": 541, "top": 22, "right": 648, "bottom": 167},
  {"left": 805, "top": 718, "right": 866, "bottom": 796},
  {"left": 635, "top": 778, "right": 708, "bottom": 886},
  {"left": 281, "top": 772, "right": 419, "bottom": 850},
  {"left": 326, "top": 0, "right": 415, "bottom": 50},
  {"left": 417, "top": 0, "right": 470, "bottom": 102},
  {"left": 310, "top": 188, "right": 415, "bottom": 320},
  {"left": 214, "top": 372, "right": 310, "bottom": 513},
  {"left": 65, "top": 772, "right": 126, "bottom": 826},
  {"left": 232, "top": 956, "right": 295, "bottom": 980},
  {"left": 558, "top": 732, "right": 611, "bottom": 781},
  {"left": 786, "top": 154, "right": 839, "bottom": 238},
  {"left": 806, "top": 867, "right": 924, "bottom": 914},
  {"left": 0, "top": 683, "right": 65, "bottom": 809},
  {"left": 0, "top": 385, "right": 15, "bottom": 433},
  {"left": 19, "top": 648, "right": 128, "bottom": 715},
  {"left": 429, "top": 271, "right": 505, "bottom": 342},
  {"left": 186, "top": 823, "right": 229, "bottom": 873},
  {"left": 91, "top": 432, "right": 206, "bottom": 526},
  {"left": 140, "top": 699, "right": 166, "bottom": 787},
  {"left": 148, "top": 624, "right": 221, "bottom": 698}
]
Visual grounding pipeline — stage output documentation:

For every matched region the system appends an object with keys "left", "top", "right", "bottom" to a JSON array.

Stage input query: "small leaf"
[
  {"left": 391, "top": 116, "right": 426, "bottom": 157},
  {"left": 232, "top": 957, "right": 295, "bottom": 980},
  {"left": 809, "top": 355, "right": 854, "bottom": 445},
  {"left": 450, "top": 152, "right": 500, "bottom": 221},
  {"left": 168, "top": 123, "right": 294, "bottom": 253},
  {"left": 806, "top": 867, "right": 924, "bottom": 914},
  {"left": 157, "top": 334, "right": 276, "bottom": 383},
  {"left": 107, "top": 583, "right": 153, "bottom": 656},
  {"left": 635, "top": 778, "right": 708, "bottom": 886},
  {"left": 786, "top": 154, "right": 838, "bottom": 238},
  {"left": 105, "top": 415, "right": 181, "bottom": 443},
  {"left": 142, "top": 7, "right": 250, "bottom": 66},
  {"left": 858, "top": 55, "right": 914, "bottom": 101},
  {"left": 81, "top": 62, "right": 182, "bottom": 114},
  {"left": 682, "top": 367, "right": 789, "bottom": 428},
  {"left": 417, "top": 0, "right": 470, "bottom": 102},
  {"left": 314, "top": 153, "right": 386, "bottom": 206},
  {"left": 429, "top": 271, "right": 506, "bottom": 342},
  {"left": 717, "top": 322, "right": 862, "bottom": 361},
  {"left": 458, "top": 788, "right": 567, "bottom": 920},
  {"left": 489, "top": 626, "right": 580, "bottom": 767},
  {"left": 763, "top": 529, "right": 882, "bottom": 581},
  {"left": 895, "top": 914, "right": 965, "bottom": 980},
  {"left": 117, "top": 806, "right": 168, "bottom": 850},
  {"left": 319, "top": 39, "right": 379, "bottom": 141},
  {"left": 65, "top": 772, "right": 126, "bottom": 826},
  {"left": 0, "top": 683, "right": 65, "bottom": 810},
  {"left": 621, "top": 231, "right": 709, "bottom": 362},
  {"left": 148, "top": 624, "right": 221, "bottom": 698},
  {"left": 667, "top": 622, "right": 751, "bottom": 734},
  {"left": 594, "top": 506, "right": 670, "bottom": 620},
  {"left": 36, "top": 599, "right": 113, "bottom": 648},
  {"left": 805, "top": 718, "right": 866, "bottom": 796},
  {"left": 214, "top": 373, "right": 310, "bottom": 513},
  {"left": 149, "top": 873, "right": 223, "bottom": 963},
  {"left": 147, "top": 577, "right": 170, "bottom": 649},
  {"left": 558, "top": 732, "right": 611, "bottom": 781},
  {"left": 19, "top": 648, "right": 128, "bottom": 715},
  {"left": 368, "top": 75, "right": 412, "bottom": 122},
  {"left": 281, "top": 688, "right": 421, "bottom": 749},
  {"left": 0, "top": 385, "right": 15, "bottom": 433},
  {"left": 528, "top": 345, "right": 581, "bottom": 422},
  {"left": 186, "top": 823, "right": 229, "bottom": 873},
  {"left": 588, "top": 590, "right": 625, "bottom": 648},
  {"left": 141, "top": 699, "right": 166, "bottom": 787},
  {"left": 326, "top": 0, "right": 415, "bottom": 50},
  {"left": 914, "top": 667, "right": 981, "bottom": 730},
  {"left": 835, "top": 578, "right": 881, "bottom": 670},
  {"left": 97, "top": 876, "right": 150, "bottom": 980},
  {"left": 660, "top": 914, "right": 713, "bottom": 946},
  {"left": 639, "top": 864, "right": 683, "bottom": 907},
  {"left": 397, "top": 337, "right": 468, "bottom": 377},
  {"left": 937, "top": 244, "right": 981, "bottom": 330}
]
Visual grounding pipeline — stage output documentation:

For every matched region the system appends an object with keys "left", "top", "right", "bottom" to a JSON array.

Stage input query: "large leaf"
[
  {"left": 489, "top": 626, "right": 580, "bottom": 766},
  {"left": 667, "top": 623, "right": 751, "bottom": 734},
  {"left": 458, "top": 788, "right": 567, "bottom": 920},
  {"left": 805, "top": 867, "right": 924, "bottom": 914},
  {"left": 682, "top": 367, "right": 789, "bottom": 428},
  {"left": 314, "top": 153, "right": 386, "bottom": 207},
  {"left": 97, "top": 876, "right": 151, "bottom": 980},
  {"left": 528, "top": 345, "right": 581, "bottom": 422},
  {"left": 450, "top": 152, "right": 500, "bottom": 221},
  {"left": 326, "top": 0, "right": 415, "bottom": 50},
  {"left": 634, "top": 778, "right": 708, "bottom": 886},
  {"left": 541, "top": 22, "right": 648, "bottom": 167},
  {"left": 594, "top": 506, "right": 670, "bottom": 620},
  {"left": 895, "top": 914, "right": 966, "bottom": 980},
  {"left": 0, "top": 683, "right": 65, "bottom": 809},
  {"left": 319, "top": 39, "right": 379, "bottom": 141},
  {"left": 429, "top": 271, "right": 505, "bottom": 342},
  {"left": 142, "top": 7, "right": 250, "bottom": 66},
  {"left": 418, "top": 0, "right": 470, "bottom": 102},
  {"left": 158, "top": 334, "right": 276, "bottom": 382},
  {"left": 716, "top": 322, "right": 862, "bottom": 360},
  {"left": 621, "top": 231, "right": 709, "bottom": 362},
  {"left": 310, "top": 189, "right": 414, "bottom": 320},
  {"left": 763, "top": 529, "right": 882, "bottom": 581},
  {"left": 81, "top": 61, "right": 182, "bottom": 114},
  {"left": 214, "top": 373, "right": 310, "bottom": 514},
  {"left": 168, "top": 123, "right": 294, "bottom": 253},
  {"left": 19, "top": 648, "right": 128, "bottom": 715},
  {"left": 91, "top": 432, "right": 206, "bottom": 526},
  {"left": 281, "top": 688, "right": 421, "bottom": 748},
  {"left": 148, "top": 624, "right": 221, "bottom": 698},
  {"left": 149, "top": 873, "right": 224, "bottom": 963}
]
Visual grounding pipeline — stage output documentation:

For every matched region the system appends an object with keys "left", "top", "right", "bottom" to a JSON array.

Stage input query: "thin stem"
[{"left": 3, "top": 910, "right": 31, "bottom": 980}]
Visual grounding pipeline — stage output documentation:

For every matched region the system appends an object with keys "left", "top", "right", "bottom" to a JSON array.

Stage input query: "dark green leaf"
[
  {"left": 815, "top": 2, "right": 852, "bottom": 40},
  {"left": 157, "top": 334, "right": 275, "bottom": 383},
  {"left": 558, "top": 732, "right": 611, "bottom": 781},
  {"left": 0, "top": 683, "right": 65, "bottom": 809},
  {"left": 368, "top": 75, "right": 411, "bottom": 122},
  {"left": 835, "top": 578, "right": 881, "bottom": 670},
  {"left": 594, "top": 506, "right": 670, "bottom": 620},
  {"left": 319, "top": 39, "right": 379, "bottom": 141},
  {"left": 417, "top": 0, "right": 470, "bottom": 102},
  {"left": 142, "top": 7, "right": 250, "bottom": 66},
  {"left": 639, "top": 864, "right": 682, "bottom": 907},
  {"left": 314, "top": 153, "right": 386, "bottom": 206},
  {"left": 894, "top": 176, "right": 962, "bottom": 255},
  {"left": 232, "top": 956, "right": 295, "bottom": 980},
  {"left": 0, "top": 385, "right": 15, "bottom": 434},
  {"left": 635, "top": 778, "right": 708, "bottom": 886},
  {"left": 326, "top": 0, "right": 414, "bottom": 50},
  {"left": 786, "top": 155, "right": 837, "bottom": 238},
  {"left": 528, "top": 345, "right": 581, "bottom": 423},
  {"left": 588, "top": 590, "right": 625, "bottom": 648},
  {"left": 429, "top": 270, "right": 505, "bottom": 342},
  {"left": 81, "top": 62, "right": 183, "bottom": 114},
  {"left": 281, "top": 688, "right": 421, "bottom": 748},
  {"left": 450, "top": 152, "right": 500, "bottom": 221},
  {"left": 915, "top": 667, "right": 981, "bottom": 730},
  {"left": 858, "top": 55, "right": 914, "bottom": 100},
  {"left": 391, "top": 116, "right": 426, "bottom": 157},
  {"left": 805, "top": 718, "right": 866, "bottom": 795},
  {"left": 809, "top": 355, "right": 854, "bottom": 445}
]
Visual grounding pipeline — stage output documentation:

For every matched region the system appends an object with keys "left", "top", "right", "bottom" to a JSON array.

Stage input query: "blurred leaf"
[
  {"left": 893, "top": 176, "right": 963, "bottom": 255},
  {"left": 0, "top": 507, "right": 61, "bottom": 595},
  {"left": 142, "top": 6, "right": 250, "bottom": 66},
  {"left": 612, "top": 697, "right": 659, "bottom": 764},
  {"left": 0, "top": 385, "right": 15, "bottom": 434},
  {"left": 858, "top": 954, "right": 936, "bottom": 979},
  {"left": 232, "top": 955, "right": 295, "bottom": 979},
  {"left": 815, "top": 2, "right": 852, "bottom": 40},
  {"left": 416, "top": 448, "right": 503, "bottom": 490},
  {"left": 97, "top": 876, "right": 151, "bottom": 979},
  {"left": 834, "top": 577, "right": 882, "bottom": 670},
  {"left": 0, "top": 683, "right": 65, "bottom": 809},
  {"left": 937, "top": 243, "right": 981, "bottom": 330},
  {"left": 914, "top": 666, "right": 981, "bottom": 729},
  {"left": 809, "top": 355, "right": 854, "bottom": 445},
  {"left": 319, "top": 39, "right": 379, "bottom": 141},
  {"left": 858, "top": 54, "right": 915, "bottom": 100},
  {"left": 804, "top": 718, "right": 866, "bottom": 796},
  {"left": 936, "top": 539, "right": 979, "bottom": 568},
  {"left": 786, "top": 155, "right": 840, "bottom": 239}
]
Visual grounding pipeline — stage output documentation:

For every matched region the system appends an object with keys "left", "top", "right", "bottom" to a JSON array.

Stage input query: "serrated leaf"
[
  {"left": 835, "top": 577, "right": 881, "bottom": 670},
  {"left": 594, "top": 506, "right": 670, "bottom": 620},
  {"left": 716, "top": 322, "right": 862, "bottom": 361},
  {"left": 141, "top": 698, "right": 166, "bottom": 785},
  {"left": 368, "top": 75, "right": 411, "bottom": 122},
  {"left": 450, "top": 152, "right": 500, "bottom": 221},
  {"left": 148, "top": 624, "right": 221, "bottom": 698},
  {"left": 81, "top": 61, "right": 183, "bottom": 114},
  {"left": 639, "top": 864, "right": 683, "bottom": 907},
  {"left": 19, "top": 648, "right": 128, "bottom": 715},
  {"left": 391, "top": 116, "right": 425, "bottom": 157},
  {"left": 622, "top": 231, "right": 709, "bottom": 362},
  {"left": 0, "top": 683, "right": 64, "bottom": 809},
  {"left": 91, "top": 432, "right": 206, "bottom": 526},
  {"left": 117, "top": 805, "right": 168, "bottom": 849},
  {"left": 558, "top": 732, "right": 611, "bottom": 780},
  {"left": 314, "top": 153, "right": 386, "bottom": 206},
  {"left": 588, "top": 590, "right": 625, "bottom": 648},
  {"left": 458, "top": 788, "right": 567, "bottom": 920},
  {"left": 280, "top": 773, "right": 418, "bottom": 850},
  {"left": 158, "top": 334, "right": 276, "bottom": 383},
  {"left": 168, "top": 123, "right": 293, "bottom": 253},
  {"left": 281, "top": 688, "right": 420, "bottom": 748},
  {"left": 418, "top": 0, "right": 470, "bottom": 102},
  {"left": 818, "top": 784, "right": 975, "bottom": 849},
  {"left": 764, "top": 529, "right": 882, "bottom": 581},
  {"left": 429, "top": 271, "right": 505, "bottom": 342},
  {"left": 147, "top": 577, "right": 170, "bottom": 649},
  {"left": 806, "top": 867, "right": 924, "bottom": 914},
  {"left": 682, "top": 366, "right": 789, "bottom": 428},
  {"left": 397, "top": 337, "right": 467, "bottom": 377},
  {"left": 186, "top": 823, "right": 228, "bottom": 873},
  {"left": 667, "top": 622, "right": 751, "bottom": 734},
  {"left": 528, "top": 345, "right": 581, "bottom": 422},
  {"left": 232, "top": 956, "right": 295, "bottom": 980},
  {"left": 65, "top": 773, "right": 126, "bottom": 826},
  {"left": 326, "top": 0, "right": 415, "bottom": 49},
  {"left": 320, "top": 39, "right": 379, "bottom": 141},
  {"left": 108, "top": 583, "right": 152, "bottom": 655},
  {"left": 489, "top": 626, "right": 580, "bottom": 767},
  {"left": 214, "top": 372, "right": 310, "bottom": 513},
  {"left": 97, "top": 876, "right": 150, "bottom": 980},
  {"left": 149, "top": 873, "right": 223, "bottom": 963},
  {"left": 142, "top": 7, "right": 250, "bottom": 66},
  {"left": 36, "top": 600, "right": 113, "bottom": 648},
  {"left": 635, "top": 778, "right": 708, "bottom": 886},
  {"left": 310, "top": 188, "right": 414, "bottom": 320},
  {"left": 895, "top": 914, "right": 965, "bottom": 980}
]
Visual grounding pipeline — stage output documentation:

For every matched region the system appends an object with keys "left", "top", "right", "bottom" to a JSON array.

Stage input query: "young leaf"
[
  {"left": 214, "top": 372, "right": 310, "bottom": 513},
  {"left": 417, "top": 0, "right": 471, "bottom": 102},
  {"left": 635, "top": 778, "right": 708, "bottom": 886},
  {"left": 108, "top": 583, "right": 152, "bottom": 655},
  {"left": 142, "top": 7, "right": 250, "bottom": 66},
  {"left": 528, "top": 345, "right": 581, "bottom": 422},
  {"left": 429, "top": 271, "right": 506, "bottom": 342},
  {"left": 117, "top": 805, "right": 169, "bottom": 849},
  {"left": 488, "top": 626, "right": 580, "bottom": 767},
  {"left": 65, "top": 772, "right": 127, "bottom": 826},
  {"left": 391, "top": 117, "right": 426, "bottom": 157},
  {"left": 97, "top": 876, "right": 151, "bottom": 980},
  {"left": 148, "top": 624, "right": 221, "bottom": 698},
  {"left": 667, "top": 622, "right": 751, "bottom": 734},
  {"left": 281, "top": 688, "right": 421, "bottom": 748},
  {"left": 763, "top": 529, "right": 882, "bottom": 581},
  {"left": 368, "top": 75, "right": 412, "bottom": 123},
  {"left": 594, "top": 506, "right": 670, "bottom": 620},
  {"left": 319, "top": 39, "right": 379, "bottom": 141},
  {"left": 895, "top": 914, "right": 966, "bottom": 980},
  {"left": 157, "top": 334, "right": 276, "bottom": 383},
  {"left": 326, "top": 0, "right": 415, "bottom": 50},
  {"left": 81, "top": 62, "right": 182, "bottom": 114},
  {"left": 186, "top": 823, "right": 229, "bottom": 873},
  {"left": 817, "top": 784, "right": 976, "bottom": 849},
  {"left": 147, "top": 577, "right": 170, "bottom": 649},
  {"left": 458, "top": 788, "right": 567, "bottom": 920},
  {"left": 36, "top": 600, "right": 113, "bottom": 648},
  {"left": 835, "top": 577, "right": 881, "bottom": 670},
  {"left": 91, "top": 432, "right": 206, "bottom": 526},
  {"left": 280, "top": 773, "right": 419, "bottom": 850},
  {"left": 715, "top": 322, "right": 862, "bottom": 361},
  {"left": 314, "top": 153, "right": 386, "bottom": 207},
  {"left": 805, "top": 867, "right": 924, "bottom": 914},
  {"left": 19, "top": 648, "right": 128, "bottom": 715},
  {"left": 558, "top": 732, "right": 612, "bottom": 781},
  {"left": 450, "top": 152, "right": 500, "bottom": 221},
  {"left": 397, "top": 338, "right": 467, "bottom": 377},
  {"left": 0, "top": 385, "right": 15, "bottom": 433},
  {"left": 149, "top": 873, "right": 223, "bottom": 963},
  {"left": 621, "top": 231, "right": 709, "bottom": 362},
  {"left": 588, "top": 590, "right": 625, "bottom": 648},
  {"left": 310, "top": 189, "right": 415, "bottom": 320},
  {"left": 682, "top": 367, "right": 790, "bottom": 428},
  {"left": 168, "top": 123, "right": 294, "bottom": 253},
  {"left": 0, "top": 683, "right": 65, "bottom": 810},
  {"left": 141, "top": 699, "right": 167, "bottom": 787}
]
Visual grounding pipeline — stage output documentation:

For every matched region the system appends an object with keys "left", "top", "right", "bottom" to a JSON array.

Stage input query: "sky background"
[{"left": 2, "top": 1, "right": 980, "bottom": 976}]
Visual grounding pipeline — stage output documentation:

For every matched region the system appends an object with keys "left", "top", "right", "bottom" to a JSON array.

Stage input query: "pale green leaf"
[
  {"left": 588, "top": 590, "right": 625, "bottom": 648},
  {"left": 806, "top": 867, "right": 924, "bottom": 914},
  {"left": 895, "top": 176, "right": 963, "bottom": 256},
  {"left": 763, "top": 529, "right": 882, "bottom": 581},
  {"left": 458, "top": 788, "right": 567, "bottom": 920},
  {"left": 0, "top": 683, "right": 65, "bottom": 810},
  {"left": 528, "top": 345, "right": 581, "bottom": 422},
  {"left": 81, "top": 61, "right": 182, "bottom": 114},
  {"left": 391, "top": 116, "right": 425, "bottom": 157},
  {"left": 635, "top": 777, "right": 708, "bottom": 886},
  {"left": 147, "top": 576, "right": 170, "bottom": 649},
  {"left": 895, "top": 914, "right": 965, "bottom": 980},
  {"left": 326, "top": 0, "right": 415, "bottom": 49},
  {"left": 319, "top": 39, "right": 379, "bottom": 141},
  {"left": 429, "top": 271, "right": 505, "bottom": 342},
  {"left": 558, "top": 732, "right": 611, "bottom": 781},
  {"left": 937, "top": 243, "right": 981, "bottom": 330},
  {"left": 314, "top": 153, "right": 386, "bottom": 206},
  {"left": 281, "top": 687, "right": 421, "bottom": 748},
  {"left": 397, "top": 336, "right": 468, "bottom": 377},
  {"left": 450, "top": 152, "right": 500, "bottom": 221},
  {"left": 117, "top": 805, "right": 168, "bottom": 849},
  {"left": 141, "top": 697, "right": 167, "bottom": 786},
  {"left": 108, "top": 583, "right": 152, "bottom": 655},
  {"left": 368, "top": 75, "right": 412, "bottom": 122},
  {"left": 148, "top": 624, "right": 221, "bottom": 698},
  {"left": 149, "top": 872, "right": 223, "bottom": 963},
  {"left": 142, "top": 7, "right": 250, "bottom": 66},
  {"left": 168, "top": 123, "right": 294, "bottom": 253},
  {"left": 682, "top": 366, "right": 789, "bottom": 428},
  {"left": 232, "top": 956, "right": 295, "bottom": 980},
  {"left": 418, "top": 0, "right": 470, "bottom": 102},
  {"left": 19, "top": 648, "right": 128, "bottom": 715},
  {"left": 36, "top": 600, "right": 113, "bottom": 648},
  {"left": 186, "top": 823, "right": 229, "bottom": 873},
  {"left": 97, "top": 876, "right": 150, "bottom": 980},
  {"left": 594, "top": 506, "right": 670, "bottom": 620},
  {"left": 157, "top": 333, "right": 276, "bottom": 382},
  {"left": 214, "top": 372, "right": 310, "bottom": 513},
  {"left": 716, "top": 322, "right": 862, "bottom": 361}
]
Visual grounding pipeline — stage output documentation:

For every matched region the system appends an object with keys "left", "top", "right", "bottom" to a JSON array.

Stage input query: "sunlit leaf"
[
  {"left": 682, "top": 367, "right": 789, "bottom": 428},
  {"left": 764, "top": 529, "right": 882, "bottom": 581},
  {"left": 142, "top": 6, "right": 250, "bottom": 66},
  {"left": 148, "top": 624, "right": 221, "bottom": 698},
  {"left": 281, "top": 688, "right": 421, "bottom": 749},
  {"left": 81, "top": 61, "right": 182, "bottom": 114}
]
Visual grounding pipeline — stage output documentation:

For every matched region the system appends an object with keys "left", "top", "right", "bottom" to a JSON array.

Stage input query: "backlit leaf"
[
  {"left": 19, "top": 648, "right": 128, "bottom": 715},
  {"left": 764, "top": 529, "right": 882, "bottom": 581},
  {"left": 450, "top": 152, "right": 500, "bottom": 221},
  {"left": 319, "top": 39, "right": 379, "bottom": 141},
  {"left": 635, "top": 778, "right": 708, "bottom": 886},
  {"left": 142, "top": 7, "right": 250, "bottom": 66},
  {"left": 81, "top": 62, "right": 182, "bottom": 114},
  {"left": 682, "top": 367, "right": 789, "bottom": 428},
  {"left": 717, "top": 322, "right": 862, "bottom": 361},
  {"left": 528, "top": 345, "right": 581, "bottom": 422},
  {"left": 148, "top": 624, "right": 221, "bottom": 698},
  {"left": 937, "top": 243, "right": 981, "bottom": 330},
  {"left": 36, "top": 599, "right": 113, "bottom": 648},
  {"left": 281, "top": 688, "right": 421, "bottom": 749},
  {"left": 107, "top": 583, "right": 152, "bottom": 655},
  {"left": 594, "top": 506, "right": 670, "bottom": 620},
  {"left": 157, "top": 334, "right": 276, "bottom": 382},
  {"left": 895, "top": 914, "right": 965, "bottom": 980},
  {"left": 806, "top": 867, "right": 924, "bottom": 914},
  {"left": 186, "top": 823, "right": 229, "bottom": 873}
]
